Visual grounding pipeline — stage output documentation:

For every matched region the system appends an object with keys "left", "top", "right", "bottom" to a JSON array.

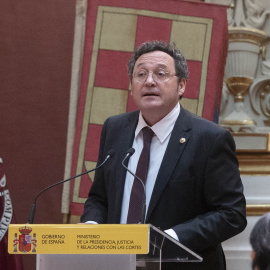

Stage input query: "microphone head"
[
  {"left": 127, "top": 148, "right": 135, "bottom": 157},
  {"left": 107, "top": 149, "right": 116, "bottom": 158}
]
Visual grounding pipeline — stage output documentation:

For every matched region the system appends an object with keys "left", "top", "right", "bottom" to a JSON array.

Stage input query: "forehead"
[{"left": 134, "top": 51, "right": 175, "bottom": 70}]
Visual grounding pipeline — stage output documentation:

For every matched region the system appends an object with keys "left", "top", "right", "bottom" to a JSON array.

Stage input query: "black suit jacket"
[{"left": 81, "top": 106, "right": 247, "bottom": 270}]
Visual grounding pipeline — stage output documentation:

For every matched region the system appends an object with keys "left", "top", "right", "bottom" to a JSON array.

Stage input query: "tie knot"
[{"left": 142, "top": 127, "right": 154, "bottom": 143}]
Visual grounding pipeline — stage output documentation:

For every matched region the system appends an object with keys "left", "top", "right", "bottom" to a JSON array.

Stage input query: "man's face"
[{"left": 131, "top": 51, "right": 186, "bottom": 125}]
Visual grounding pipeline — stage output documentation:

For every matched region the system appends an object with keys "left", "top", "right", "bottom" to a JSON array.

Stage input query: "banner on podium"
[{"left": 8, "top": 224, "right": 149, "bottom": 254}]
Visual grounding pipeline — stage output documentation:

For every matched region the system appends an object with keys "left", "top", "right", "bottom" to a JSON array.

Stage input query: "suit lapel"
[{"left": 146, "top": 107, "right": 192, "bottom": 222}]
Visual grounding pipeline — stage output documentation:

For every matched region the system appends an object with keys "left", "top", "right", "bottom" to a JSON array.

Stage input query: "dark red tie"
[{"left": 127, "top": 127, "right": 154, "bottom": 224}]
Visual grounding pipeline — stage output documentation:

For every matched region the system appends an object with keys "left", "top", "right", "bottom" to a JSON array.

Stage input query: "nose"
[{"left": 145, "top": 72, "right": 156, "bottom": 86}]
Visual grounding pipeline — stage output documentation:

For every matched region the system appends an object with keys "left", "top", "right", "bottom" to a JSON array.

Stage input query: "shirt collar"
[{"left": 135, "top": 103, "right": 180, "bottom": 143}]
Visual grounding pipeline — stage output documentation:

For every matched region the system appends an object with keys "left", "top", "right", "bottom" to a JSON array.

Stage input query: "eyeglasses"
[{"left": 133, "top": 69, "right": 177, "bottom": 84}]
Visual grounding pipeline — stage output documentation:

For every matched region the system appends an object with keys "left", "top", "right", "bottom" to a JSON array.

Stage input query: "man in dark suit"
[{"left": 81, "top": 41, "right": 247, "bottom": 269}]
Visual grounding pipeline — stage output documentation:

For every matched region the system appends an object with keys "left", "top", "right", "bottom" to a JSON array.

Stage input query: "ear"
[
  {"left": 251, "top": 250, "right": 260, "bottom": 270},
  {"left": 251, "top": 249, "right": 256, "bottom": 261},
  {"left": 178, "top": 78, "right": 186, "bottom": 97}
]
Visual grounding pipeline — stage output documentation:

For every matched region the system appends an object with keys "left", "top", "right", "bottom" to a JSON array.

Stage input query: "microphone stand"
[{"left": 27, "top": 150, "right": 115, "bottom": 224}]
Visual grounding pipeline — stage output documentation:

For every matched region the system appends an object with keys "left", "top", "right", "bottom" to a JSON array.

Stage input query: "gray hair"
[
  {"left": 127, "top": 40, "right": 189, "bottom": 83},
  {"left": 250, "top": 212, "right": 270, "bottom": 270}
]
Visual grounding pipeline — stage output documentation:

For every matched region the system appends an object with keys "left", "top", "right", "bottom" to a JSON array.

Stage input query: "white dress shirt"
[{"left": 120, "top": 103, "right": 180, "bottom": 240}]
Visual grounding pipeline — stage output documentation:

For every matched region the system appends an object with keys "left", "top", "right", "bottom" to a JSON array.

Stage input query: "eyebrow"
[{"left": 135, "top": 63, "right": 168, "bottom": 69}]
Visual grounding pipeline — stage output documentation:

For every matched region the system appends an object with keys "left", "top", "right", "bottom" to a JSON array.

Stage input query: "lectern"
[{"left": 8, "top": 224, "right": 202, "bottom": 270}]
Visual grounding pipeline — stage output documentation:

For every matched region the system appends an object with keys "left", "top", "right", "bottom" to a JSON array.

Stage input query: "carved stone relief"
[{"left": 206, "top": 0, "right": 270, "bottom": 133}]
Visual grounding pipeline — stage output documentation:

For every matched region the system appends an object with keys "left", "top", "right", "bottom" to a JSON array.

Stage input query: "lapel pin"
[{"left": 179, "top": 138, "right": 186, "bottom": 144}]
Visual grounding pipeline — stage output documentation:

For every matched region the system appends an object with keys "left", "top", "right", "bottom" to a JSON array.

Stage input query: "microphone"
[
  {"left": 27, "top": 149, "right": 115, "bottom": 224},
  {"left": 121, "top": 148, "right": 146, "bottom": 224}
]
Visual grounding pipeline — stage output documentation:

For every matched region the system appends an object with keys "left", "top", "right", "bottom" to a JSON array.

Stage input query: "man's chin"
[
  {"left": 140, "top": 102, "right": 163, "bottom": 112},
  {"left": 140, "top": 96, "right": 162, "bottom": 106}
]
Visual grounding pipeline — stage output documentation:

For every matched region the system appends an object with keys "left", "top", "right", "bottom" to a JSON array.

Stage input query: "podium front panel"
[{"left": 37, "top": 254, "right": 136, "bottom": 270}]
